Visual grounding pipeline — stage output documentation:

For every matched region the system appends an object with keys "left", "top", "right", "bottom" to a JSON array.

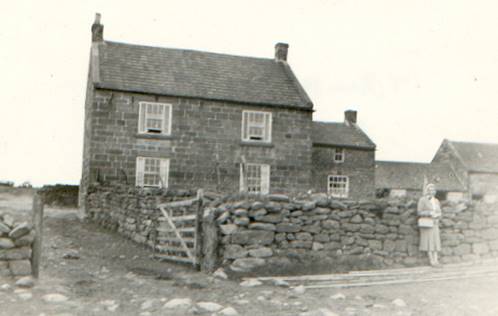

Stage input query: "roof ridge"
[
  {"left": 103, "top": 40, "right": 274, "bottom": 62},
  {"left": 313, "top": 120, "right": 345, "bottom": 125},
  {"left": 447, "top": 139, "right": 498, "bottom": 146}
]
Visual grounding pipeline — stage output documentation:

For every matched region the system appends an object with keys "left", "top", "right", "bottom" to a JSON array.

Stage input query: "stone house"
[
  {"left": 375, "top": 161, "right": 466, "bottom": 201},
  {"left": 312, "top": 111, "right": 376, "bottom": 199},
  {"left": 79, "top": 15, "right": 376, "bottom": 206},
  {"left": 432, "top": 139, "right": 498, "bottom": 202}
]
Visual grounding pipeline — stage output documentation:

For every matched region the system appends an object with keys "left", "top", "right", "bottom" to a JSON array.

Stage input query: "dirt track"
[{"left": 1, "top": 192, "right": 498, "bottom": 315}]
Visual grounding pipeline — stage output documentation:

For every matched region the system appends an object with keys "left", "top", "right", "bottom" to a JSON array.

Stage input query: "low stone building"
[
  {"left": 432, "top": 139, "right": 498, "bottom": 202},
  {"left": 375, "top": 161, "right": 466, "bottom": 201},
  {"left": 312, "top": 111, "right": 376, "bottom": 199}
]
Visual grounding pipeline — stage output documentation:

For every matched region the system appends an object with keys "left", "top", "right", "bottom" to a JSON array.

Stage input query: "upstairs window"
[
  {"left": 328, "top": 175, "right": 349, "bottom": 198},
  {"left": 138, "top": 102, "right": 172, "bottom": 135},
  {"left": 242, "top": 111, "right": 272, "bottom": 142},
  {"left": 240, "top": 163, "right": 270, "bottom": 194},
  {"left": 136, "top": 157, "right": 169, "bottom": 188},
  {"left": 334, "top": 148, "right": 345, "bottom": 163}
]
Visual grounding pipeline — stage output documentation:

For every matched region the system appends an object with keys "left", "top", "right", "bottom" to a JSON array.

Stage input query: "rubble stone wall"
[
  {"left": 208, "top": 194, "right": 498, "bottom": 273},
  {"left": 86, "top": 185, "right": 498, "bottom": 274},
  {"left": 80, "top": 89, "right": 313, "bottom": 206},
  {"left": 85, "top": 184, "right": 198, "bottom": 249},
  {"left": 0, "top": 214, "right": 36, "bottom": 277}
]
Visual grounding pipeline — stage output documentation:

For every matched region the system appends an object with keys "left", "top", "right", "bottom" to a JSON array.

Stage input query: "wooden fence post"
[
  {"left": 194, "top": 189, "right": 204, "bottom": 270},
  {"left": 31, "top": 193, "right": 44, "bottom": 278}
]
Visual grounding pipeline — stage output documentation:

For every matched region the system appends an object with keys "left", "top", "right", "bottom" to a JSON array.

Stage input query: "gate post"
[
  {"left": 194, "top": 189, "right": 204, "bottom": 270},
  {"left": 31, "top": 193, "right": 44, "bottom": 278},
  {"left": 201, "top": 209, "right": 219, "bottom": 272}
]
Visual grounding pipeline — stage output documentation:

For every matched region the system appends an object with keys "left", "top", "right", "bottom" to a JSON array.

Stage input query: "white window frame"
[
  {"left": 240, "top": 163, "right": 270, "bottom": 194},
  {"left": 328, "top": 175, "right": 349, "bottom": 198},
  {"left": 333, "top": 147, "right": 345, "bottom": 163},
  {"left": 241, "top": 110, "right": 272, "bottom": 143},
  {"left": 138, "top": 102, "right": 172, "bottom": 135},
  {"left": 135, "top": 157, "right": 169, "bottom": 188}
]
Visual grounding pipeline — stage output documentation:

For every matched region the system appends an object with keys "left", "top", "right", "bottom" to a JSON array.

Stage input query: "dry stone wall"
[
  {"left": 85, "top": 184, "right": 199, "bottom": 250},
  {"left": 0, "top": 213, "right": 35, "bottom": 277},
  {"left": 207, "top": 194, "right": 498, "bottom": 274},
  {"left": 85, "top": 185, "right": 498, "bottom": 275}
]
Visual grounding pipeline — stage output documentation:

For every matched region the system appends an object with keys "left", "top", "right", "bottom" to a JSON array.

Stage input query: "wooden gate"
[{"left": 154, "top": 190, "right": 203, "bottom": 268}]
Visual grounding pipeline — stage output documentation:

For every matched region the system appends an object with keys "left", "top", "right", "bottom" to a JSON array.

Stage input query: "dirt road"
[{"left": 1, "top": 192, "right": 498, "bottom": 315}]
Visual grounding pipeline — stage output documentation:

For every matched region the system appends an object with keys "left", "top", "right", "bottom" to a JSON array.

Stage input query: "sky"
[{"left": 1, "top": 0, "right": 498, "bottom": 186}]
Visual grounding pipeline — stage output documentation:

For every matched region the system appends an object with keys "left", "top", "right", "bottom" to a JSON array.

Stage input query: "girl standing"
[{"left": 417, "top": 183, "right": 442, "bottom": 266}]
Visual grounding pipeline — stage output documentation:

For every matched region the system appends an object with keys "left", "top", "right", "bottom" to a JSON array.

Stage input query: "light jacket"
[{"left": 417, "top": 196, "right": 442, "bottom": 219}]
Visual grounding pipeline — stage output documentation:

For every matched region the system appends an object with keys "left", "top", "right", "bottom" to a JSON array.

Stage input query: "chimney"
[
  {"left": 275, "top": 43, "right": 289, "bottom": 61},
  {"left": 91, "top": 13, "right": 104, "bottom": 42},
  {"left": 344, "top": 110, "right": 357, "bottom": 124}
]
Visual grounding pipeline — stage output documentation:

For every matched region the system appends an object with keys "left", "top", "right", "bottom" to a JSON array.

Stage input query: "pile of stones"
[{"left": 0, "top": 213, "right": 35, "bottom": 277}]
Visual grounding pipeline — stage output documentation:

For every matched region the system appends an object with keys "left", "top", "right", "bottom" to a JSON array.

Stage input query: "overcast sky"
[{"left": 1, "top": 0, "right": 498, "bottom": 186}]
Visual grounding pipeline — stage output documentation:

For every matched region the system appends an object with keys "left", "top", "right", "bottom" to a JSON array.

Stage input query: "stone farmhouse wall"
[
  {"left": 469, "top": 173, "right": 498, "bottom": 200},
  {"left": 208, "top": 195, "right": 498, "bottom": 273},
  {"left": 0, "top": 215, "right": 36, "bottom": 277},
  {"left": 312, "top": 146, "right": 375, "bottom": 199},
  {"left": 80, "top": 89, "right": 313, "bottom": 208},
  {"left": 79, "top": 69, "right": 96, "bottom": 208}
]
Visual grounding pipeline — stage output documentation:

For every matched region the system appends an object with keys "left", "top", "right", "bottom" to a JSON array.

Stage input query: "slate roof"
[
  {"left": 312, "top": 121, "right": 376, "bottom": 149},
  {"left": 375, "top": 161, "right": 466, "bottom": 191},
  {"left": 446, "top": 140, "right": 498, "bottom": 173},
  {"left": 92, "top": 41, "right": 313, "bottom": 109}
]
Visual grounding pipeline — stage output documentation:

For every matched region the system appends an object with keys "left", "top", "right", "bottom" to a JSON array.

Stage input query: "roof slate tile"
[
  {"left": 93, "top": 41, "right": 313, "bottom": 109},
  {"left": 447, "top": 141, "right": 498, "bottom": 173},
  {"left": 312, "top": 121, "right": 376, "bottom": 149},
  {"left": 375, "top": 161, "right": 466, "bottom": 191}
]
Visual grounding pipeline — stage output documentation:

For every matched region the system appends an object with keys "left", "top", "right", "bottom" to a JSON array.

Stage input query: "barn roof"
[
  {"left": 91, "top": 41, "right": 313, "bottom": 109},
  {"left": 375, "top": 161, "right": 466, "bottom": 192},
  {"left": 445, "top": 140, "right": 498, "bottom": 173}
]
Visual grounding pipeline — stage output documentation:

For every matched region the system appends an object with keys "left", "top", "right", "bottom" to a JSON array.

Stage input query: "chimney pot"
[
  {"left": 275, "top": 43, "right": 289, "bottom": 61},
  {"left": 92, "top": 13, "right": 104, "bottom": 42},
  {"left": 345, "top": 110, "right": 357, "bottom": 124}
]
